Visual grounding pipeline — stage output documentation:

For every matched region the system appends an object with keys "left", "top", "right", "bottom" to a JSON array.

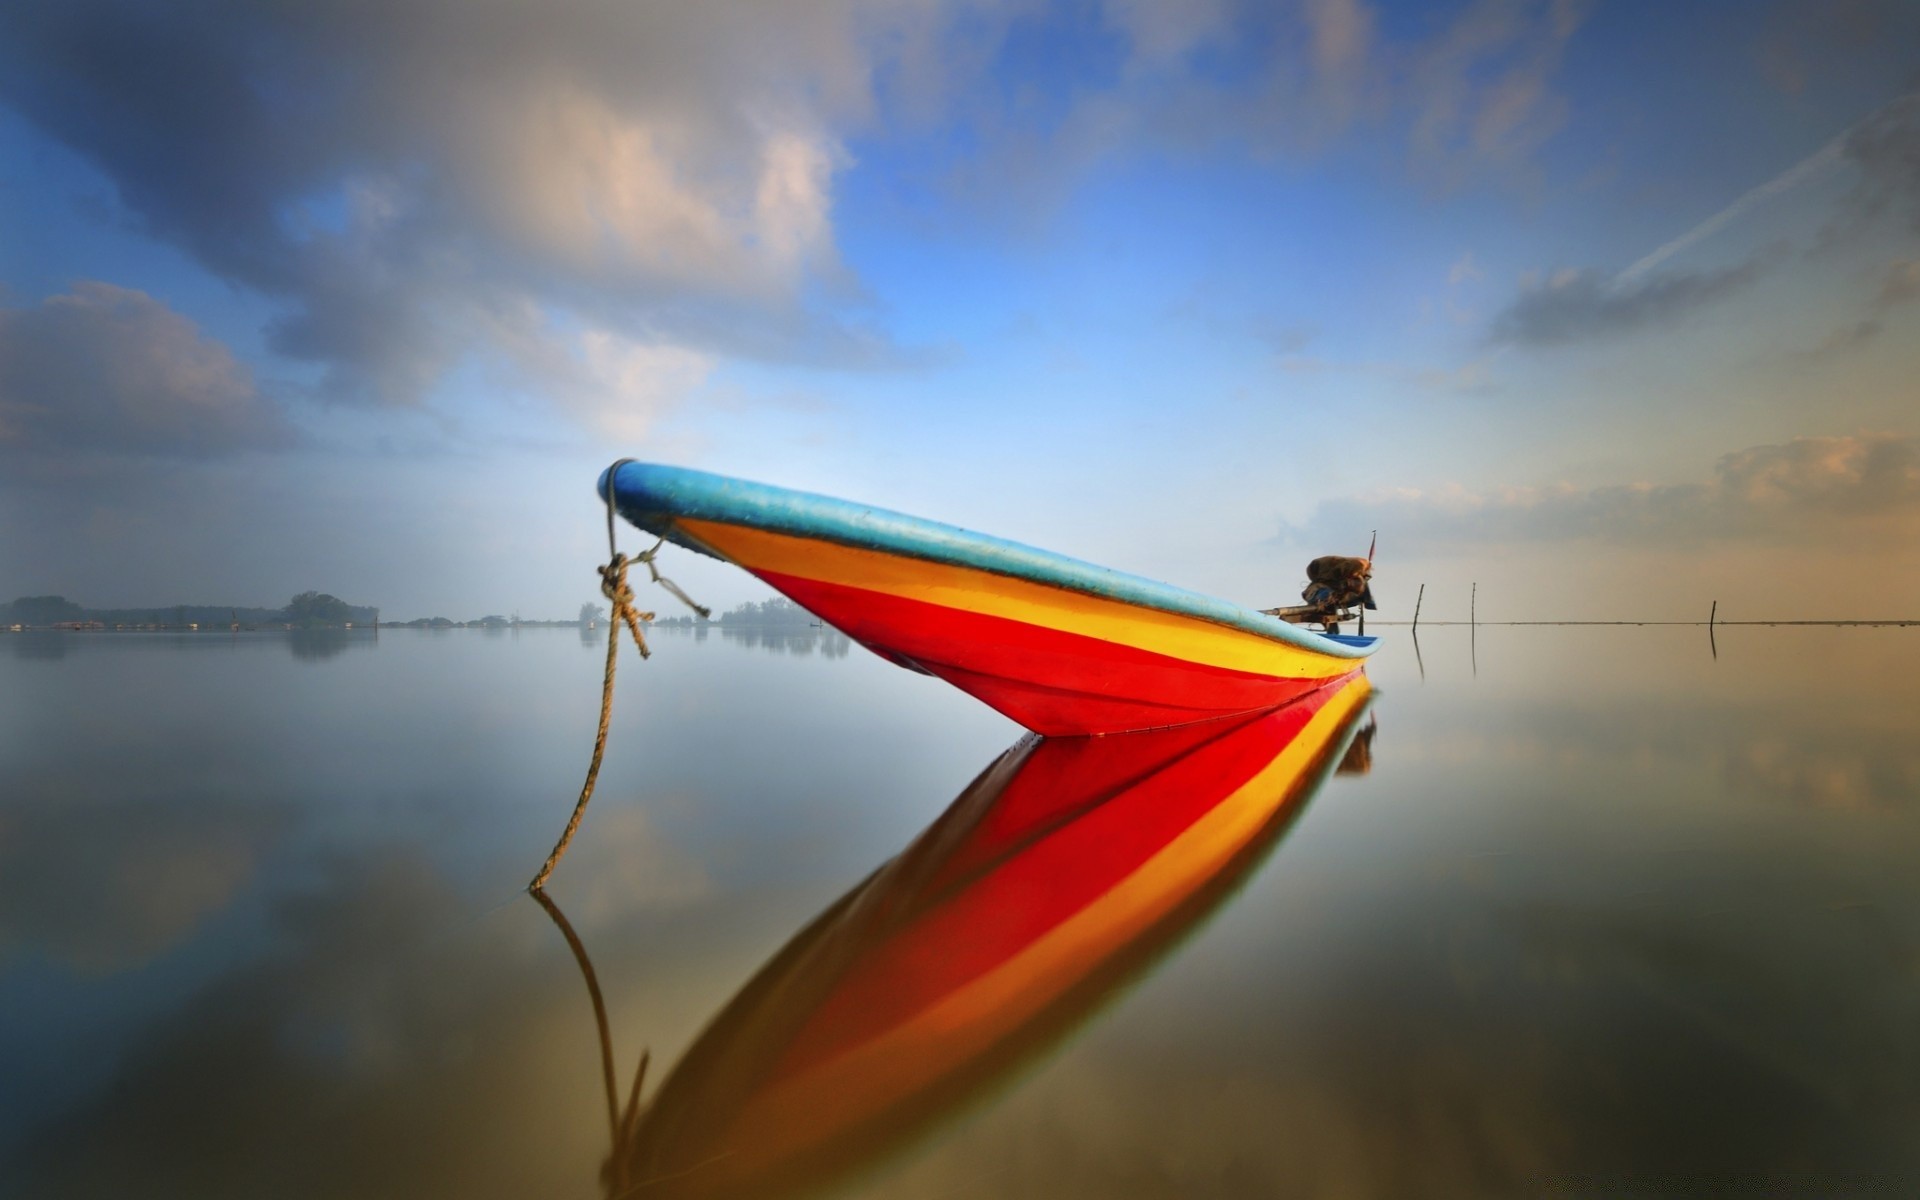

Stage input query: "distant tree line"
[
  {"left": 3, "top": 592, "right": 377, "bottom": 629},
  {"left": 4, "top": 592, "right": 695, "bottom": 631}
]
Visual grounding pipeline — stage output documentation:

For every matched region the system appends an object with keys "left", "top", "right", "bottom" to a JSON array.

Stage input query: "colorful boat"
[
  {"left": 603, "top": 462, "right": 1377, "bottom": 736},
  {"left": 604, "top": 673, "right": 1375, "bottom": 1198}
]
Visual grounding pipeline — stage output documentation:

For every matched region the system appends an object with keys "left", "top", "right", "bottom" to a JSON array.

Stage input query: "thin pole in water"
[
  {"left": 1470, "top": 582, "right": 1477, "bottom": 679},
  {"left": 1709, "top": 599, "right": 1717, "bottom": 628},
  {"left": 1412, "top": 583, "right": 1425, "bottom": 631}
]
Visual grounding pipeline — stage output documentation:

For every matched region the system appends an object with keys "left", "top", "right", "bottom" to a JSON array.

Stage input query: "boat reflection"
[{"left": 576, "top": 672, "right": 1374, "bottom": 1198}]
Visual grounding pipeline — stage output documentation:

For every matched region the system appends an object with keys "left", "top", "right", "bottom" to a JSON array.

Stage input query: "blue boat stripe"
[{"left": 601, "top": 462, "right": 1376, "bottom": 661}]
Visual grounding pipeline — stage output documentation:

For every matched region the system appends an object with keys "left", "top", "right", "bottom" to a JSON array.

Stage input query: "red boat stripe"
[{"left": 757, "top": 569, "right": 1327, "bottom": 734}]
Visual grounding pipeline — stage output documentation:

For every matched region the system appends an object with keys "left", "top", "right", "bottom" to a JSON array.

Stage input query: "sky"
[{"left": 2, "top": 0, "right": 1917, "bottom": 622}]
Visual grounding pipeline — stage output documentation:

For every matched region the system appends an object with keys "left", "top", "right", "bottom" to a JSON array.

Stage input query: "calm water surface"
[{"left": 2, "top": 623, "right": 1916, "bottom": 1196}]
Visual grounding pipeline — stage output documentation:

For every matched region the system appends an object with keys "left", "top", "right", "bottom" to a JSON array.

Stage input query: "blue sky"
[{"left": 3, "top": 0, "right": 1917, "bottom": 621}]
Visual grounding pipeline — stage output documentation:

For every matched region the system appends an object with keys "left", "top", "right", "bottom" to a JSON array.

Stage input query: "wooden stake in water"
[
  {"left": 1709, "top": 600, "right": 1717, "bottom": 628},
  {"left": 1412, "top": 583, "right": 1425, "bottom": 631},
  {"left": 1471, "top": 582, "right": 1477, "bottom": 627}
]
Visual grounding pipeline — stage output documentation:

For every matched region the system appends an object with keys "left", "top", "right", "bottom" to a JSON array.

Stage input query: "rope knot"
[{"left": 598, "top": 554, "right": 636, "bottom": 607}]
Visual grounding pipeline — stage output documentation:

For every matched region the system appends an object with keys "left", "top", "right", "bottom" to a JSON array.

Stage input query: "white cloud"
[
  {"left": 1449, "top": 251, "right": 1486, "bottom": 286},
  {"left": 567, "top": 332, "right": 716, "bottom": 441},
  {"left": 0, "top": 0, "right": 957, "bottom": 407},
  {"left": 0, "top": 283, "right": 290, "bottom": 457},
  {"left": 1406, "top": 0, "right": 1588, "bottom": 185},
  {"left": 1100, "top": 0, "right": 1233, "bottom": 72}
]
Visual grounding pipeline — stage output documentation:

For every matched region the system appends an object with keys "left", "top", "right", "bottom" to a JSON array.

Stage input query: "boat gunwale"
[{"left": 602, "top": 462, "right": 1376, "bottom": 662}]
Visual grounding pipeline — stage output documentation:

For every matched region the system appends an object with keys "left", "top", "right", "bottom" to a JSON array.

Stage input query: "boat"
[
  {"left": 598, "top": 674, "right": 1376, "bottom": 1198},
  {"left": 602, "top": 462, "right": 1378, "bottom": 736}
]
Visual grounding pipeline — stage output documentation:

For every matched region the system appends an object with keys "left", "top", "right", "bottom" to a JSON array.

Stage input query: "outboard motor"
[
  {"left": 1262, "top": 548, "right": 1378, "bottom": 634},
  {"left": 1302, "top": 555, "right": 1376, "bottom": 614}
]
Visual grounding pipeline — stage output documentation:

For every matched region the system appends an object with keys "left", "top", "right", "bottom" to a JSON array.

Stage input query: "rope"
[
  {"left": 528, "top": 462, "right": 709, "bottom": 892},
  {"left": 532, "top": 887, "right": 654, "bottom": 1193},
  {"left": 530, "top": 888, "right": 625, "bottom": 1144},
  {"left": 641, "top": 545, "right": 710, "bottom": 622}
]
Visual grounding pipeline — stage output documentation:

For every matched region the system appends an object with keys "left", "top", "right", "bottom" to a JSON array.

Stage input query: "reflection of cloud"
[
  {"left": 0, "top": 800, "right": 281, "bottom": 974},
  {"left": 1281, "top": 432, "right": 1920, "bottom": 547},
  {"left": 557, "top": 806, "right": 712, "bottom": 924},
  {"left": 6, "top": 847, "right": 757, "bottom": 1198},
  {"left": 1728, "top": 739, "right": 1917, "bottom": 814},
  {"left": 12, "top": 856, "right": 578, "bottom": 1197},
  {"left": 873, "top": 821, "right": 1920, "bottom": 1195},
  {"left": 0, "top": 284, "right": 291, "bottom": 457},
  {"left": 1394, "top": 686, "right": 1920, "bottom": 817}
]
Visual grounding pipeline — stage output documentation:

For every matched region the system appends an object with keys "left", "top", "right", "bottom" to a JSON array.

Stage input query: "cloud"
[
  {"left": 1840, "top": 90, "right": 1920, "bottom": 232},
  {"left": 0, "top": 282, "right": 291, "bottom": 457},
  {"left": 1279, "top": 433, "right": 1920, "bottom": 548},
  {"left": 1756, "top": 0, "right": 1920, "bottom": 97},
  {"left": 524, "top": 323, "right": 718, "bottom": 442},
  {"left": 1487, "top": 262, "right": 1761, "bottom": 346},
  {"left": 1448, "top": 252, "right": 1486, "bottom": 286},
  {"left": 1272, "top": 349, "right": 1497, "bottom": 395},
  {"left": 1405, "top": 0, "right": 1589, "bottom": 186},
  {"left": 1787, "top": 259, "right": 1918, "bottom": 362},
  {"left": 1100, "top": 0, "right": 1235, "bottom": 73},
  {"left": 0, "top": 0, "right": 1603, "bottom": 407},
  {"left": 1876, "top": 259, "right": 1920, "bottom": 307},
  {"left": 1595, "top": 85, "right": 1918, "bottom": 298},
  {"left": 940, "top": 0, "right": 1587, "bottom": 229},
  {"left": 1097, "top": 0, "right": 1385, "bottom": 152},
  {"left": 1489, "top": 90, "right": 1918, "bottom": 354},
  {"left": 1793, "top": 317, "right": 1884, "bottom": 362},
  {"left": 0, "top": 0, "right": 949, "bottom": 407}
]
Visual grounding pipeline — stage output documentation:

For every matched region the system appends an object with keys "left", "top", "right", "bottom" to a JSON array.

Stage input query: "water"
[{"left": 2, "top": 624, "right": 1916, "bottom": 1197}]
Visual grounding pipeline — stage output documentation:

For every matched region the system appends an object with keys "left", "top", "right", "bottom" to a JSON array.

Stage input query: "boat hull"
[{"left": 607, "top": 463, "right": 1376, "bottom": 735}]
